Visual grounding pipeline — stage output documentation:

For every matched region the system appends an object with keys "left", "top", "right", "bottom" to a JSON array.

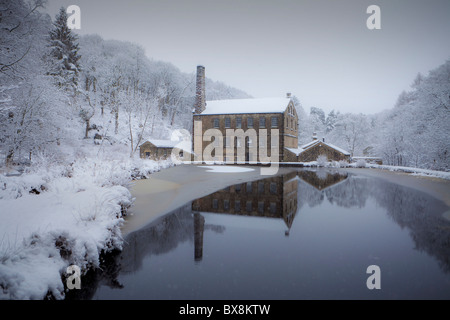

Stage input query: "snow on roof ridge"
[
  {"left": 299, "top": 140, "right": 350, "bottom": 156},
  {"left": 285, "top": 146, "right": 305, "bottom": 156},
  {"left": 147, "top": 139, "right": 179, "bottom": 148},
  {"left": 147, "top": 139, "right": 192, "bottom": 151},
  {"left": 201, "top": 97, "right": 291, "bottom": 115}
]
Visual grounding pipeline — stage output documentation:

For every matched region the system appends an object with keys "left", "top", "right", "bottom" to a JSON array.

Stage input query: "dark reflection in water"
[{"left": 80, "top": 169, "right": 450, "bottom": 300}]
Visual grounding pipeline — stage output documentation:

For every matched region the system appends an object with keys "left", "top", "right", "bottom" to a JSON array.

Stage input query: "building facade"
[{"left": 192, "top": 66, "right": 299, "bottom": 164}]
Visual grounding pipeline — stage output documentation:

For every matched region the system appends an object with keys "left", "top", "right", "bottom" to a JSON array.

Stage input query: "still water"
[{"left": 83, "top": 169, "right": 449, "bottom": 299}]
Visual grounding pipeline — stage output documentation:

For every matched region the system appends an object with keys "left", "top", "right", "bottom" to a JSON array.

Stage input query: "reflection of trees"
[
  {"left": 297, "top": 170, "right": 368, "bottom": 209},
  {"left": 298, "top": 179, "right": 325, "bottom": 208},
  {"left": 325, "top": 176, "right": 369, "bottom": 208},
  {"left": 370, "top": 180, "right": 450, "bottom": 273},
  {"left": 296, "top": 169, "right": 450, "bottom": 273}
]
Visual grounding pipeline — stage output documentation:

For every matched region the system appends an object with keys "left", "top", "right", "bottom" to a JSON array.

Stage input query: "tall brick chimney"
[{"left": 194, "top": 65, "right": 206, "bottom": 114}]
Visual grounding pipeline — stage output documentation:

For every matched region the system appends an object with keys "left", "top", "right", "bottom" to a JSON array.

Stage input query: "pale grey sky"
[{"left": 44, "top": 0, "right": 450, "bottom": 115}]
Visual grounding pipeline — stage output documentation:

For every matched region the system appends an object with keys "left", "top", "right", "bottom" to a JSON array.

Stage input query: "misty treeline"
[
  {"left": 293, "top": 59, "right": 450, "bottom": 171},
  {"left": 0, "top": 0, "right": 249, "bottom": 165}
]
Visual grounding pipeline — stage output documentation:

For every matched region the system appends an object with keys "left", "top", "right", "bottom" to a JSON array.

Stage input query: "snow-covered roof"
[
  {"left": 147, "top": 139, "right": 179, "bottom": 148},
  {"left": 299, "top": 140, "right": 350, "bottom": 156},
  {"left": 285, "top": 147, "right": 305, "bottom": 156},
  {"left": 146, "top": 139, "right": 192, "bottom": 152},
  {"left": 201, "top": 97, "right": 292, "bottom": 115}
]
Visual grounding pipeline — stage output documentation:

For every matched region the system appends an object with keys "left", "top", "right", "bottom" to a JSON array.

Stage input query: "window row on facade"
[
  {"left": 212, "top": 198, "right": 278, "bottom": 215},
  {"left": 223, "top": 181, "right": 279, "bottom": 194},
  {"left": 212, "top": 116, "right": 281, "bottom": 129}
]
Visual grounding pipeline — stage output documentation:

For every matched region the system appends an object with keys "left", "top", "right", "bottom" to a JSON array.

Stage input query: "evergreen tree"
[{"left": 48, "top": 7, "right": 81, "bottom": 92}]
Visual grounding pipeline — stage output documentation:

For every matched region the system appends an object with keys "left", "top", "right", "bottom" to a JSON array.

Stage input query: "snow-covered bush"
[
  {"left": 317, "top": 155, "right": 328, "bottom": 167},
  {"left": 339, "top": 160, "right": 349, "bottom": 168},
  {"left": 356, "top": 159, "right": 367, "bottom": 168}
]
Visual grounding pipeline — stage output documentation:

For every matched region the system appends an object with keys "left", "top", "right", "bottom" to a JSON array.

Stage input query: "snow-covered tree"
[
  {"left": 47, "top": 7, "right": 81, "bottom": 92},
  {"left": 0, "top": 0, "right": 47, "bottom": 78},
  {"left": 329, "top": 113, "right": 369, "bottom": 157},
  {"left": 376, "top": 60, "right": 450, "bottom": 170}
]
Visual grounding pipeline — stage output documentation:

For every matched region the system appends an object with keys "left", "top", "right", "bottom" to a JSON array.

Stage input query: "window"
[
  {"left": 213, "top": 118, "right": 219, "bottom": 128},
  {"left": 235, "top": 184, "right": 241, "bottom": 193},
  {"left": 258, "top": 201, "right": 264, "bottom": 214},
  {"left": 145, "top": 152, "right": 150, "bottom": 158},
  {"left": 236, "top": 117, "right": 242, "bottom": 129},
  {"left": 246, "top": 201, "right": 253, "bottom": 212},
  {"left": 246, "top": 182, "right": 252, "bottom": 193},
  {"left": 224, "top": 199, "right": 230, "bottom": 211},
  {"left": 212, "top": 199, "right": 218, "bottom": 209},
  {"left": 247, "top": 117, "right": 253, "bottom": 128},
  {"left": 258, "top": 182, "right": 265, "bottom": 194},
  {"left": 247, "top": 137, "right": 253, "bottom": 147},
  {"left": 271, "top": 116, "right": 278, "bottom": 128},
  {"left": 269, "top": 202, "right": 277, "bottom": 214},
  {"left": 225, "top": 117, "right": 231, "bottom": 128},
  {"left": 235, "top": 201, "right": 241, "bottom": 212},
  {"left": 270, "top": 182, "right": 277, "bottom": 194},
  {"left": 286, "top": 116, "right": 289, "bottom": 129},
  {"left": 259, "top": 116, "right": 266, "bottom": 128}
]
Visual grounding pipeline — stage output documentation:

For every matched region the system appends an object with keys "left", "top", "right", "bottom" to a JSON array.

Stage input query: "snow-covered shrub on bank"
[
  {"left": 0, "top": 146, "right": 174, "bottom": 299},
  {"left": 356, "top": 159, "right": 367, "bottom": 168},
  {"left": 316, "top": 155, "right": 328, "bottom": 167}
]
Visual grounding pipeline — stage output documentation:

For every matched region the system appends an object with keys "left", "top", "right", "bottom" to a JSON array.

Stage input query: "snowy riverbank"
[
  {"left": 296, "top": 160, "right": 450, "bottom": 181},
  {"left": 0, "top": 150, "right": 174, "bottom": 300}
]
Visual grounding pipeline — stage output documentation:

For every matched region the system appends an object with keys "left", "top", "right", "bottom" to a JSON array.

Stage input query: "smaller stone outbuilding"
[
  {"left": 296, "top": 135, "right": 351, "bottom": 162},
  {"left": 139, "top": 139, "right": 192, "bottom": 161}
]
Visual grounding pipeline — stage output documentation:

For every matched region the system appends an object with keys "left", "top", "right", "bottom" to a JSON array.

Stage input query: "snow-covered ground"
[{"left": 0, "top": 143, "right": 174, "bottom": 300}]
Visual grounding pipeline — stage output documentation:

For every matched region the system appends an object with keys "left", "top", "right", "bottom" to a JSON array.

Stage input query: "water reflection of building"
[
  {"left": 193, "top": 171, "right": 298, "bottom": 231},
  {"left": 191, "top": 172, "right": 298, "bottom": 261},
  {"left": 297, "top": 170, "right": 348, "bottom": 191}
]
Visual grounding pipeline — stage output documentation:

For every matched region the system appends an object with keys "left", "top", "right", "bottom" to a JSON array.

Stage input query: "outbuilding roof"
[
  {"left": 299, "top": 140, "right": 350, "bottom": 156},
  {"left": 144, "top": 139, "right": 192, "bottom": 153}
]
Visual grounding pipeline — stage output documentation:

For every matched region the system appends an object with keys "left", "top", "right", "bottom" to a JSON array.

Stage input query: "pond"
[{"left": 72, "top": 168, "right": 450, "bottom": 300}]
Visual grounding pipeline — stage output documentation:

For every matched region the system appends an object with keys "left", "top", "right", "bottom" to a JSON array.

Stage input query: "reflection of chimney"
[
  {"left": 194, "top": 212, "right": 205, "bottom": 262},
  {"left": 312, "top": 132, "right": 318, "bottom": 140},
  {"left": 194, "top": 66, "right": 206, "bottom": 114}
]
